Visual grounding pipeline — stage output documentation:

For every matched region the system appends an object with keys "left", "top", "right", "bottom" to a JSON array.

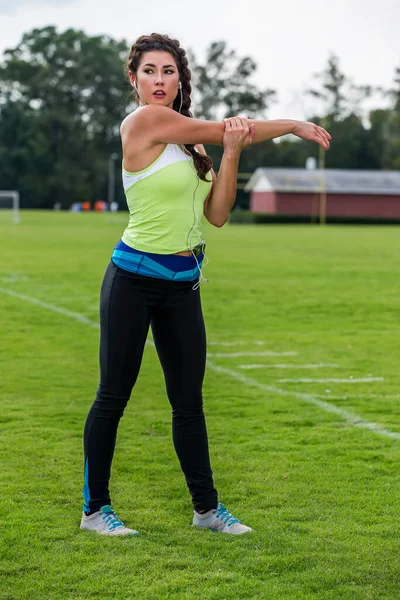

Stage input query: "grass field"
[{"left": 1, "top": 211, "right": 400, "bottom": 600}]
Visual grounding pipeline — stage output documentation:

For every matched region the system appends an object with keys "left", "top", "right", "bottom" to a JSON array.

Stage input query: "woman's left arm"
[
  {"left": 200, "top": 118, "right": 255, "bottom": 228},
  {"left": 203, "top": 153, "right": 240, "bottom": 228}
]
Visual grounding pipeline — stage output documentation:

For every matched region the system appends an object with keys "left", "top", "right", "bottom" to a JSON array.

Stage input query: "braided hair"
[{"left": 127, "top": 33, "right": 213, "bottom": 182}]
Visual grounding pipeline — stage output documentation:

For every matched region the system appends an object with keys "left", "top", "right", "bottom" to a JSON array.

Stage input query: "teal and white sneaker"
[
  {"left": 192, "top": 502, "right": 253, "bottom": 535},
  {"left": 80, "top": 505, "right": 139, "bottom": 536}
]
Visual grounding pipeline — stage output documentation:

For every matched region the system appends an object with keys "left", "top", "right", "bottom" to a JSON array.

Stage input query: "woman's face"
[{"left": 131, "top": 51, "right": 180, "bottom": 109}]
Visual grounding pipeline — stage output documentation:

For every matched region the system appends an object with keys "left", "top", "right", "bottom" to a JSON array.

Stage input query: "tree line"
[{"left": 0, "top": 26, "right": 399, "bottom": 209}]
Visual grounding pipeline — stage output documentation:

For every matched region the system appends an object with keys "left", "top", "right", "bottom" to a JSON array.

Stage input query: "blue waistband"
[{"left": 111, "top": 239, "right": 203, "bottom": 281}]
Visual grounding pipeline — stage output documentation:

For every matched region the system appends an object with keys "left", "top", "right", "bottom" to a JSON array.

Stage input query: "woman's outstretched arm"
[
  {"left": 245, "top": 119, "right": 331, "bottom": 150},
  {"left": 123, "top": 106, "right": 330, "bottom": 150}
]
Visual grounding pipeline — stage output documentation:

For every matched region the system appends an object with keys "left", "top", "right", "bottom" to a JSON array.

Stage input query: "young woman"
[{"left": 80, "top": 33, "right": 331, "bottom": 536}]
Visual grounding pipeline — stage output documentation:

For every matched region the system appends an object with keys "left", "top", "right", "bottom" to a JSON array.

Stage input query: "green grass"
[{"left": 1, "top": 211, "right": 400, "bottom": 599}]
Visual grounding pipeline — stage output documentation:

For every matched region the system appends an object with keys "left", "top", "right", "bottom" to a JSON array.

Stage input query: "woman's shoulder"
[
  {"left": 121, "top": 105, "right": 173, "bottom": 132},
  {"left": 120, "top": 108, "right": 155, "bottom": 154},
  {"left": 120, "top": 108, "right": 141, "bottom": 137},
  {"left": 121, "top": 106, "right": 177, "bottom": 152}
]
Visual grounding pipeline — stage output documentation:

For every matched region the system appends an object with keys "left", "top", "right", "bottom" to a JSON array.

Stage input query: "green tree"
[
  {"left": 380, "top": 66, "right": 400, "bottom": 169},
  {"left": 306, "top": 53, "right": 373, "bottom": 122},
  {"left": 0, "top": 26, "right": 131, "bottom": 207},
  {"left": 303, "top": 54, "right": 380, "bottom": 169},
  {"left": 307, "top": 54, "right": 347, "bottom": 121},
  {"left": 365, "top": 109, "right": 393, "bottom": 169},
  {"left": 189, "top": 41, "right": 275, "bottom": 121}
]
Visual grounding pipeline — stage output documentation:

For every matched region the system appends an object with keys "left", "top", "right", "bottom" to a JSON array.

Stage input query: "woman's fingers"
[
  {"left": 293, "top": 121, "right": 332, "bottom": 150},
  {"left": 225, "top": 117, "right": 239, "bottom": 130},
  {"left": 224, "top": 116, "right": 250, "bottom": 135},
  {"left": 317, "top": 126, "right": 330, "bottom": 148},
  {"left": 322, "top": 127, "right": 332, "bottom": 141},
  {"left": 305, "top": 123, "right": 329, "bottom": 150},
  {"left": 319, "top": 128, "right": 331, "bottom": 150},
  {"left": 223, "top": 117, "right": 255, "bottom": 152},
  {"left": 313, "top": 128, "right": 327, "bottom": 148},
  {"left": 223, "top": 116, "right": 255, "bottom": 148},
  {"left": 313, "top": 124, "right": 331, "bottom": 150}
]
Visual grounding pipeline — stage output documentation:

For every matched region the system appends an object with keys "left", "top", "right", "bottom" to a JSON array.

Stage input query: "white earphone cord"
[{"left": 186, "top": 158, "right": 210, "bottom": 292}]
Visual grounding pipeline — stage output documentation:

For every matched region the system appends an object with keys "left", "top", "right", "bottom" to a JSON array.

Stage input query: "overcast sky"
[{"left": 0, "top": 0, "right": 398, "bottom": 120}]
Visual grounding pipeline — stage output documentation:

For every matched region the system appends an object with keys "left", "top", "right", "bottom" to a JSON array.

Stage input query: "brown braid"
[{"left": 126, "top": 33, "right": 213, "bottom": 182}]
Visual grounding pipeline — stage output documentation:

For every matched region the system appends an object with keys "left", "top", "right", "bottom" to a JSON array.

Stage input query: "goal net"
[{"left": 0, "top": 191, "right": 20, "bottom": 223}]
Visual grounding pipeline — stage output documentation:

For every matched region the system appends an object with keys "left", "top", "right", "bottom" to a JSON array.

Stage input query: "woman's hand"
[
  {"left": 222, "top": 117, "right": 256, "bottom": 158},
  {"left": 292, "top": 121, "right": 331, "bottom": 150}
]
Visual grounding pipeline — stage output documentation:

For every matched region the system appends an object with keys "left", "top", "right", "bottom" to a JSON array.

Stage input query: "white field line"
[
  {"left": 278, "top": 377, "right": 384, "bottom": 383},
  {"left": 1, "top": 286, "right": 398, "bottom": 440},
  {"left": 208, "top": 341, "right": 266, "bottom": 346},
  {"left": 208, "top": 351, "right": 298, "bottom": 358},
  {"left": 0, "top": 273, "right": 28, "bottom": 284},
  {"left": 348, "top": 330, "right": 400, "bottom": 335},
  {"left": 0, "top": 288, "right": 100, "bottom": 328},
  {"left": 321, "top": 394, "right": 400, "bottom": 400},
  {"left": 206, "top": 363, "right": 400, "bottom": 440},
  {"left": 0, "top": 288, "right": 156, "bottom": 343},
  {"left": 239, "top": 363, "right": 340, "bottom": 370},
  {"left": 262, "top": 330, "right": 400, "bottom": 336}
]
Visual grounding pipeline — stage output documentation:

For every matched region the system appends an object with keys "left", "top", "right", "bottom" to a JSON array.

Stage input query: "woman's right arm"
[
  {"left": 245, "top": 119, "right": 331, "bottom": 150},
  {"left": 122, "top": 105, "right": 225, "bottom": 146},
  {"left": 122, "top": 105, "right": 331, "bottom": 151}
]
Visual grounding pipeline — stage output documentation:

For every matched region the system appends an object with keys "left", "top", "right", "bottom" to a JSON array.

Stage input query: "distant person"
[
  {"left": 80, "top": 33, "right": 331, "bottom": 536},
  {"left": 94, "top": 200, "right": 107, "bottom": 212},
  {"left": 110, "top": 201, "right": 119, "bottom": 213}
]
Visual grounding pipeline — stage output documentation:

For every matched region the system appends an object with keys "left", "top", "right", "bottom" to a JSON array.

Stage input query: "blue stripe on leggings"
[
  {"left": 111, "top": 245, "right": 203, "bottom": 282},
  {"left": 83, "top": 457, "right": 90, "bottom": 512}
]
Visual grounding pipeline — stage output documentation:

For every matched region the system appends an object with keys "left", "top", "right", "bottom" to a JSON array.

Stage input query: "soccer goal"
[{"left": 0, "top": 191, "right": 20, "bottom": 223}]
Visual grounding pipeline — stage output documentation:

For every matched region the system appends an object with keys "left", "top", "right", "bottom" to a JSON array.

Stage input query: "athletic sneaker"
[
  {"left": 192, "top": 502, "right": 253, "bottom": 535},
  {"left": 80, "top": 505, "right": 139, "bottom": 536}
]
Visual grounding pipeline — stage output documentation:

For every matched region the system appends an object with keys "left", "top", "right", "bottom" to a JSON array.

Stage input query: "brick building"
[{"left": 245, "top": 169, "right": 400, "bottom": 220}]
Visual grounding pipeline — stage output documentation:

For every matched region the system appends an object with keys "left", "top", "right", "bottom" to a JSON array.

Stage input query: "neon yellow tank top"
[{"left": 121, "top": 143, "right": 212, "bottom": 254}]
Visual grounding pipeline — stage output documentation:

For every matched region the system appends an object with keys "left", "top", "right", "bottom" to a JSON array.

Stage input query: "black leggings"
[{"left": 83, "top": 261, "right": 218, "bottom": 514}]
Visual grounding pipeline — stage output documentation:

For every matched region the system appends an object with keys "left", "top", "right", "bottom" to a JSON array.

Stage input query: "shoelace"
[
  {"left": 213, "top": 503, "right": 241, "bottom": 527},
  {"left": 100, "top": 508, "right": 125, "bottom": 531}
]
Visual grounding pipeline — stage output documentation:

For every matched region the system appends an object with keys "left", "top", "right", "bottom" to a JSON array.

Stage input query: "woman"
[{"left": 80, "top": 33, "right": 331, "bottom": 536}]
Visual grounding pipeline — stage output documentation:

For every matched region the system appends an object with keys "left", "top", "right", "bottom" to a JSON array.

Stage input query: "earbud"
[{"left": 179, "top": 81, "right": 182, "bottom": 89}]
